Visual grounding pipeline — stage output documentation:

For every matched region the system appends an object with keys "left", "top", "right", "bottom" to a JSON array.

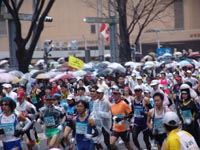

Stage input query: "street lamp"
[{"left": 146, "top": 28, "right": 161, "bottom": 49}]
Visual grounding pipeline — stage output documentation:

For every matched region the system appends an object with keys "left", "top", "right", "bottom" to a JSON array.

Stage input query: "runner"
[
  {"left": 161, "top": 111, "right": 199, "bottom": 150},
  {"left": 63, "top": 94, "right": 77, "bottom": 150},
  {"left": 110, "top": 87, "right": 133, "bottom": 150},
  {"left": 0, "top": 97, "right": 32, "bottom": 150},
  {"left": 178, "top": 86, "right": 200, "bottom": 147},
  {"left": 147, "top": 92, "right": 171, "bottom": 150},
  {"left": 16, "top": 91, "right": 39, "bottom": 150},
  {"left": 132, "top": 85, "right": 151, "bottom": 150},
  {"left": 91, "top": 87, "right": 111, "bottom": 150},
  {"left": 38, "top": 95, "right": 65, "bottom": 149},
  {"left": 74, "top": 100, "right": 98, "bottom": 150}
]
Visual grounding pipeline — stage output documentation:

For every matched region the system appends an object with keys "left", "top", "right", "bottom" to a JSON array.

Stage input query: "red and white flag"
[{"left": 100, "top": 23, "right": 109, "bottom": 42}]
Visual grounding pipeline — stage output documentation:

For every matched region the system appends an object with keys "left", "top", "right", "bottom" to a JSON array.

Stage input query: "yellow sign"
[{"left": 68, "top": 56, "right": 84, "bottom": 70}]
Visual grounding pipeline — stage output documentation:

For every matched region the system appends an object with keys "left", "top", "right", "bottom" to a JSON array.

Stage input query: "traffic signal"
[{"left": 44, "top": 16, "right": 53, "bottom": 22}]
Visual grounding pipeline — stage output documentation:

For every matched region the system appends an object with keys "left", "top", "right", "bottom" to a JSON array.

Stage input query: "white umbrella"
[
  {"left": 173, "top": 51, "right": 182, "bottom": 57},
  {"left": 108, "top": 62, "right": 126, "bottom": 72},
  {"left": 68, "top": 70, "right": 87, "bottom": 77},
  {"left": 163, "top": 53, "right": 172, "bottom": 57},
  {"left": 9, "top": 70, "right": 24, "bottom": 78},
  {"left": 144, "top": 61, "right": 156, "bottom": 67},
  {"left": 0, "top": 73, "right": 18, "bottom": 83}
]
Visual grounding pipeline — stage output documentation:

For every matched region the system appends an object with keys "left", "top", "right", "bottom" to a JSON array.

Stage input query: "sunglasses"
[
  {"left": 134, "top": 89, "right": 142, "bottom": 92},
  {"left": 1, "top": 103, "right": 9, "bottom": 106},
  {"left": 90, "top": 90, "right": 96, "bottom": 92}
]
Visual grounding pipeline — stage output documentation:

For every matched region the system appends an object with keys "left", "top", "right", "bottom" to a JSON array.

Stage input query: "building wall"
[{"left": 0, "top": 0, "right": 200, "bottom": 55}]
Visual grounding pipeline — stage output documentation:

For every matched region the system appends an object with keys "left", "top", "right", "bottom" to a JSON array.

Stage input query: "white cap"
[
  {"left": 97, "top": 88, "right": 104, "bottom": 93},
  {"left": 67, "top": 94, "right": 74, "bottom": 100},
  {"left": 186, "top": 70, "right": 192, "bottom": 73},
  {"left": 2, "top": 83, "right": 12, "bottom": 88},
  {"left": 131, "top": 72, "right": 136, "bottom": 77},
  {"left": 163, "top": 111, "right": 180, "bottom": 126},
  {"left": 111, "top": 85, "right": 119, "bottom": 90},
  {"left": 134, "top": 85, "right": 143, "bottom": 91},
  {"left": 98, "top": 76, "right": 104, "bottom": 80},
  {"left": 136, "top": 76, "right": 142, "bottom": 80},
  {"left": 150, "top": 80, "right": 159, "bottom": 86}
]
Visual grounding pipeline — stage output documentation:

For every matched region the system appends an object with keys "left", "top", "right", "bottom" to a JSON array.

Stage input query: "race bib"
[
  {"left": 134, "top": 107, "right": 144, "bottom": 118},
  {"left": 0, "top": 123, "right": 15, "bottom": 135},
  {"left": 153, "top": 118, "right": 165, "bottom": 134},
  {"left": 182, "top": 110, "right": 192, "bottom": 120},
  {"left": 31, "top": 97, "right": 37, "bottom": 104},
  {"left": 76, "top": 122, "right": 87, "bottom": 134},
  {"left": 44, "top": 116, "right": 55, "bottom": 127}
]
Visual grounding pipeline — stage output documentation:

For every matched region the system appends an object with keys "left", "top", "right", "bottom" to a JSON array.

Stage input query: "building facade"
[{"left": 0, "top": 0, "right": 200, "bottom": 59}]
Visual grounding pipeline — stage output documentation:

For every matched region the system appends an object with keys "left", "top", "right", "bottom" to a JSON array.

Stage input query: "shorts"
[
  {"left": 3, "top": 139, "right": 22, "bottom": 150},
  {"left": 45, "top": 127, "right": 60, "bottom": 139},
  {"left": 76, "top": 140, "right": 92, "bottom": 150},
  {"left": 153, "top": 133, "right": 167, "bottom": 146},
  {"left": 111, "top": 130, "right": 130, "bottom": 142}
]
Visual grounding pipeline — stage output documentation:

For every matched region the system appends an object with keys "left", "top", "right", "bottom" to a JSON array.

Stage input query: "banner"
[{"left": 68, "top": 56, "right": 84, "bottom": 70}]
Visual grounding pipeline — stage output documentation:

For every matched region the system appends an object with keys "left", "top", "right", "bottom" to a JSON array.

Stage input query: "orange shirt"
[{"left": 110, "top": 100, "right": 132, "bottom": 132}]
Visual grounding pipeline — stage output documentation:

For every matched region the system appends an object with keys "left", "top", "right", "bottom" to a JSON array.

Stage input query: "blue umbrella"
[{"left": 178, "top": 60, "right": 191, "bottom": 67}]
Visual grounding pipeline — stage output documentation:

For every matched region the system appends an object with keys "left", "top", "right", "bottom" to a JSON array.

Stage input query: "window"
[
  {"left": 174, "top": 0, "right": 184, "bottom": 29},
  {"left": 90, "top": 24, "right": 96, "bottom": 34},
  {"left": 0, "top": 4, "right": 7, "bottom": 36}
]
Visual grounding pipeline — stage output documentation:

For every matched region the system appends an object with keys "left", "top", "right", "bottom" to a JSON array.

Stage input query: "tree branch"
[
  {"left": 16, "top": 0, "right": 23, "bottom": 11},
  {"left": 28, "top": 0, "right": 55, "bottom": 61},
  {"left": 24, "top": 0, "right": 44, "bottom": 44}
]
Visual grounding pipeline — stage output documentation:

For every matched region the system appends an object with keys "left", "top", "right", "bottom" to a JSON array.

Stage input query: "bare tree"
[
  {"left": 81, "top": 0, "right": 175, "bottom": 63},
  {"left": 2, "top": 0, "right": 55, "bottom": 73}
]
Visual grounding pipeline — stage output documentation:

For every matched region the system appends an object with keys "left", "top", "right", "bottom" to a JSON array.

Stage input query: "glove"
[
  {"left": 70, "top": 138, "right": 75, "bottom": 143},
  {"left": 84, "top": 133, "right": 93, "bottom": 139},
  {"left": 14, "top": 130, "right": 24, "bottom": 137},
  {"left": 115, "top": 117, "right": 124, "bottom": 123},
  {"left": 37, "top": 118, "right": 42, "bottom": 124},
  {"left": 57, "top": 124, "right": 63, "bottom": 131},
  {"left": 0, "top": 128, "right": 4, "bottom": 134}
]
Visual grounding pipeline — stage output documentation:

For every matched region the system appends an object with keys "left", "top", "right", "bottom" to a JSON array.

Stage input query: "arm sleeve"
[{"left": 22, "top": 118, "right": 32, "bottom": 131}]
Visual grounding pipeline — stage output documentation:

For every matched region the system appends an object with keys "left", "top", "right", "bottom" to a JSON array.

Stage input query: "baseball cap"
[
  {"left": 163, "top": 111, "right": 180, "bottom": 126},
  {"left": 67, "top": 94, "right": 75, "bottom": 100},
  {"left": 136, "top": 76, "right": 142, "bottom": 80},
  {"left": 96, "top": 88, "right": 104, "bottom": 93},
  {"left": 17, "top": 91, "right": 26, "bottom": 99},
  {"left": 2, "top": 83, "right": 12, "bottom": 88},
  {"left": 150, "top": 80, "right": 159, "bottom": 86},
  {"left": 131, "top": 72, "right": 136, "bottom": 77},
  {"left": 134, "top": 85, "right": 143, "bottom": 91}
]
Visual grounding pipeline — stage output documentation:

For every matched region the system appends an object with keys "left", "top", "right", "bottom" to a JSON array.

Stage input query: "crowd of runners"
[{"left": 0, "top": 59, "right": 200, "bottom": 150}]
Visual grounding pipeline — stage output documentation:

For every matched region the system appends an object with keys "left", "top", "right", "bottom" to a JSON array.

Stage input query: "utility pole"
[
  {"left": 7, "top": 0, "right": 18, "bottom": 69},
  {"left": 108, "top": 0, "right": 119, "bottom": 62},
  {"left": 97, "top": 0, "right": 104, "bottom": 61}
]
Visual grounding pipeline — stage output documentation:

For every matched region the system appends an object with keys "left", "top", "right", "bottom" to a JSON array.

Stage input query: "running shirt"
[
  {"left": 16, "top": 101, "right": 37, "bottom": 120},
  {"left": 153, "top": 108, "right": 166, "bottom": 135},
  {"left": 165, "top": 129, "right": 199, "bottom": 150},
  {"left": 63, "top": 104, "right": 76, "bottom": 121},
  {"left": 133, "top": 97, "right": 148, "bottom": 126},
  {"left": 75, "top": 114, "right": 92, "bottom": 141},
  {"left": 180, "top": 100, "right": 198, "bottom": 125},
  {"left": 0, "top": 113, "right": 20, "bottom": 142},
  {"left": 110, "top": 100, "right": 132, "bottom": 132},
  {"left": 41, "top": 105, "right": 63, "bottom": 128}
]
